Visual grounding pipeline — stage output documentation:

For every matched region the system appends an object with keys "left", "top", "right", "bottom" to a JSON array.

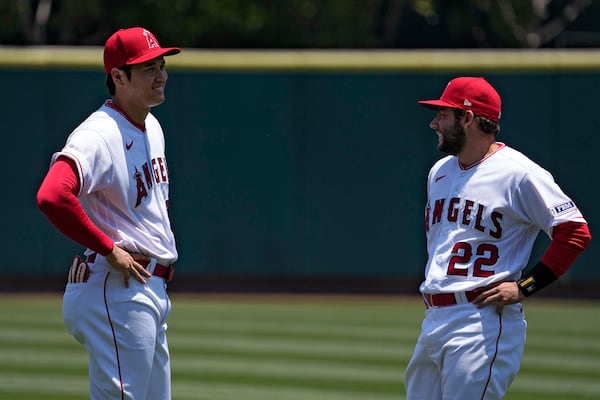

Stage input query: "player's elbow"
[
  {"left": 36, "top": 182, "right": 65, "bottom": 216},
  {"left": 581, "top": 224, "right": 592, "bottom": 250},
  {"left": 553, "top": 221, "right": 592, "bottom": 251},
  {"left": 36, "top": 186, "right": 55, "bottom": 215},
  {"left": 571, "top": 222, "right": 592, "bottom": 251}
]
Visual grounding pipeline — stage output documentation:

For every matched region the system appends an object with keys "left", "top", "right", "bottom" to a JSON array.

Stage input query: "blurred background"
[
  {"left": 2, "top": 0, "right": 599, "bottom": 296},
  {"left": 2, "top": 0, "right": 600, "bottom": 48}
]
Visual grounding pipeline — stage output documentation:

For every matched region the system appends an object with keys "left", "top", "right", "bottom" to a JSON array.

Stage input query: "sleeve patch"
[{"left": 551, "top": 201, "right": 576, "bottom": 215}]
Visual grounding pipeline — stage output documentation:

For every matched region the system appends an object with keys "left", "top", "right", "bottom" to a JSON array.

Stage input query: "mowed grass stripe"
[
  {"left": 511, "top": 374, "right": 600, "bottom": 397},
  {"left": 1, "top": 294, "right": 600, "bottom": 400},
  {"left": 520, "top": 353, "right": 600, "bottom": 376},
  {"left": 173, "top": 354, "right": 402, "bottom": 382},
  {"left": 0, "top": 347, "right": 86, "bottom": 367},
  {"left": 523, "top": 335, "right": 600, "bottom": 355},
  {"left": 171, "top": 317, "right": 414, "bottom": 342},
  {"left": 0, "top": 373, "right": 88, "bottom": 398},
  {"left": 174, "top": 295, "right": 416, "bottom": 314},
  {"left": 169, "top": 332, "right": 412, "bottom": 361},
  {"left": 0, "top": 331, "right": 69, "bottom": 352},
  {"left": 174, "top": 344, "right": 407, "bottom": 367},
  {"left": 172, "top": 300, "right": 421, "bottom": 335},
  {"left": 173, "top": 370, "right": 402, "bottom": 395},
  {"left": 171, "top": 380, "right": 404, "bottom": 400}
]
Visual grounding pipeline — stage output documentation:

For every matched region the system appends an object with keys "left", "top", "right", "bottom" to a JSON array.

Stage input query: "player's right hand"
[
  {"left": 105, "top": 245, "right": 152, "bottom": 287},
  {"left": 472, "top": 281, "right": 525, "bottom": 315}
]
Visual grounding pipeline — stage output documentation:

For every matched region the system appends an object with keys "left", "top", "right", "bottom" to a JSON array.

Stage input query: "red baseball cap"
[
  {"left": 418, "top": 77, "right": 502, "bottom": 123},
  {"left": 103, "top": 27, "right": 180, "bottom": 74}
]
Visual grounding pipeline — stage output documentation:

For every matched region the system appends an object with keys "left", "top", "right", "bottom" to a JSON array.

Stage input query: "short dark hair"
[
  {"left": 105, "top": 65, "right": 132, "bottom": 95},
  {"left": 475, "top": 115, "right": 500, "bottom": 135},
  {"left": 454, "top": 108, "right": 500, "bottom": 136}
]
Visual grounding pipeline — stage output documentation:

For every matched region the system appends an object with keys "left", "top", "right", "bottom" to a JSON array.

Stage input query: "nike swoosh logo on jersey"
[
  {"left": 126, "top": 140, "right": 134, "bottom": 150},
  {"left": 435, "top": 175, "right": 446, "bottom": 183}
]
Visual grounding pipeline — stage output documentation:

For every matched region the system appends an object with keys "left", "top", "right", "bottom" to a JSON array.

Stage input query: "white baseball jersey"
[
  {"left": 51, "top": 100, "right": 178, "bottom": 263},
  {"left": 421, "top": 142, "right": 586, "bottom": 293}
]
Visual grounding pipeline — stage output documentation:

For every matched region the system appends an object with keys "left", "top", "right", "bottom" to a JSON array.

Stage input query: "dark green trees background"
[{"left": 2, "top": 0, "right": 599, "bottom": 48}]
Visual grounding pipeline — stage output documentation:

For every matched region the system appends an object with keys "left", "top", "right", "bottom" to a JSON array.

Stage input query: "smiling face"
[
  {"left": 429, "top": 107, "right": 466, "bottom": 156},
  {"left": 110, "top": 56, "right": 170, "bottom": 124},
  {"left": 127, "top": 56, "right": 169, "bottom": 108}
]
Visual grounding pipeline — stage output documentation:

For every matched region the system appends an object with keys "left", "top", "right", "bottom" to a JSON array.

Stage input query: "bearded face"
[{"left": 438, "top": 117, "right": 466, "bottom": 155}]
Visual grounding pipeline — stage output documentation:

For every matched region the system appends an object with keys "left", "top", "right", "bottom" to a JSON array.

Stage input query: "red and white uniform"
[
  {"left": 53, "top": 100, "right": 178, "bottom": 263},
  {"left": 422, "top": 142, "right": 585, "bottom": 293},
  {"left": 57, "top": 101, "right": 177, "bottom": 400},
  {"left": 406, "top": 142, "right": 588, "bottom": 400}
]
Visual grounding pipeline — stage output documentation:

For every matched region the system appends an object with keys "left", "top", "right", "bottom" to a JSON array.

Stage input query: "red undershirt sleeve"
[
  {"left": 36, "top": 156, "right": 114, "bottom": 256},
  {"left": 540, "top": 221, "right": 592, "bottom": 277},
  {"left": 518, "top": 220, "right": 591, "bottom": 297}
]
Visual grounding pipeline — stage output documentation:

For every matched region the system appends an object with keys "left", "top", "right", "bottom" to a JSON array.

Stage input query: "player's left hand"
[{"left": 472, "top": 282, "right": 525, "bottom": 315}]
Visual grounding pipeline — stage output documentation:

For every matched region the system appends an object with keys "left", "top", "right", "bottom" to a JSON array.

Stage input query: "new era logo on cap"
[
  {"left": 103, "top": 27, "right": 180, "bottom": 74},
  {"left": 417, "top": 77, "right": 502, "bottom": 123}
]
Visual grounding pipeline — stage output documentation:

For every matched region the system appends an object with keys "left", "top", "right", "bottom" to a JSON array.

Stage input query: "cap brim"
[
  {"left": 128, "top": 47, "right": 181, "bottom": 66},
  {"left": 417, "top": 99, "right": 463, "bottom": 111}
]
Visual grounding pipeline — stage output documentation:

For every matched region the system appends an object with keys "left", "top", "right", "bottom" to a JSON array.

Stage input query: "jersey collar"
[
  {"left": 459, "top": 142, "right": 506, "bottom": 170},
  {"left": 105, "top": 100, "right": 146, "bottom": 132}
]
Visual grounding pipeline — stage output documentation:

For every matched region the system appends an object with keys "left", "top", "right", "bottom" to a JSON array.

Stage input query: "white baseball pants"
[
  {"left": 405, "top": 302, "right": 527, "bottom": 400},
  {"left": 62, "top": 257, "right": 172, "bottom": 399}
]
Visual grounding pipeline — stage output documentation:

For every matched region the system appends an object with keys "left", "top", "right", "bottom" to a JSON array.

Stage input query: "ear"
[
  {"left": 463, "top": 110, "right": 476, "bottom": 126},
  {"left": 111, "top": 67, "right": 124, "bottom": 85}
]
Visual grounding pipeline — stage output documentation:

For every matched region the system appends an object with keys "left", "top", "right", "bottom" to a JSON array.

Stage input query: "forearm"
[
  {"left": 518, "top": 221, "right": 591, "bottom": 296},
  {"left": 36, "top": 158, "right": 114, "bottom": 256}
]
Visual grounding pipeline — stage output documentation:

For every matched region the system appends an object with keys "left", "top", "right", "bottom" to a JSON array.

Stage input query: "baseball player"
[
  {"left": 405, "top": 77, "right": 591, "bottom": 399},
  {"left": 36, "top": 27, "right": 180, "bottom": 399}
]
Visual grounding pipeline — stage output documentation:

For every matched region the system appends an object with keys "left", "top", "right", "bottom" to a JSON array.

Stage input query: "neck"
[
  {"left": 458, "top": 141, "right": 498, "bottom": 167},
  {"left": 107, "top": 99, "right": 147, "bottom": 131}
]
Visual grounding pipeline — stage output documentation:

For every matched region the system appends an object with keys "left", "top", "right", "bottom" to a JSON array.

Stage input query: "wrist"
[
  {"left": 517, "top": 261, "right": 558, "bottom": 297},
  {"left": 99, "top": 242, "right": 115, "bottom": 257}
]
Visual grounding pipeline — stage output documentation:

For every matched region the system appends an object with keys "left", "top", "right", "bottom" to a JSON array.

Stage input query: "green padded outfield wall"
[{"left": 4, "top": 48, "right": 598, "bottom": 288}]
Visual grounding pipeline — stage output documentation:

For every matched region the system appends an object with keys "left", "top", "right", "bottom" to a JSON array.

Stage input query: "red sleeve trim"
[
  {"left": 541, "top": 221, "right": 592, "bottom": 277},
  {"left": 36, "top": 157, "right": 114, "bottom": 256}
]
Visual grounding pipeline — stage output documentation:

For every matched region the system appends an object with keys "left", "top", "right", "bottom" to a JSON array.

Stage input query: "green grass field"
[{"left": 0, "top": 293, "right": 598, "bottom": 400}]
